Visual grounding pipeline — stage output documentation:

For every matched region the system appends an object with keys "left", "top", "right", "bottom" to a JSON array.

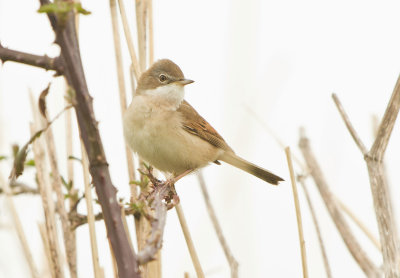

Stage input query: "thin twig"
[
  {"left": 335, "top": 198, "right": 381, "bottom": 251},
  {"left": 370, "top": 74, "right": 400, "bottom": 159},
  {"left": 117, "top": 0, "right": 141, "bottom": 80},
  {"left": 81, "top": 141, "right": 102, "bottom": 278},
  {"left": 30, "top": 123, "right": 65, "bottom": 278},
  {"left": 70, "top": 206, "right": 136, "bottom": 230},
  {"left": 175, "top": 204, "right": 205, "bottom": 278},
  {"left": 0, "top": 172, "right": 39, "bottom": 278},
  {"left": 299, "top": 130, "right": 380, "bottom": 278},
  {"left": 243, "top": 104, "right": 307, "bottom": 171},
  {"left": 38, "top": 222, "right": 55, "bottom": 278},
  {"left": 297, "top": 176, "right": 332, "bottom": 278},
  {"left": 0, "top": 181, "right": 38, "bottom": 195},
  {"left": 197, "top": 172, "right": 238, "bottom": 278},
  {"left": 40, "top": 103, "right": 77, "bottom": 278},
  {"left": 285, "top": 147, "right": 308, "bottom": 278},
  {"left": 331, "top": 93, "right": 368, "bottom": 155}
]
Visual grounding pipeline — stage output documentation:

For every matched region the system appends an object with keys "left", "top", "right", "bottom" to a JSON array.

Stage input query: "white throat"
[{"left": 143, "top": 83, "right": 185, "bottom": 109}]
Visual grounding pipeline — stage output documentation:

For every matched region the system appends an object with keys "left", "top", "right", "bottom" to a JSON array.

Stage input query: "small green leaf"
[
  {"left": 25, "top": 159, "right": 35, "bottom": 167},
  {"left": 61, "top": 176, "right": 74, "bottom": 191},
  {"left": 0, "top": 155, "right": 7, "bottom": 161},
  {"left": 68, "top": 155, "right": 82, "bottom": 163},
  {"left": 74, "top": 3, "right": 91, "bottom": 15},
  {"left": 129, "top": 180, "right": 143, "bottom": 186},
  {"left": 129, "top": 201, "right": 145, "bottom": 215}
]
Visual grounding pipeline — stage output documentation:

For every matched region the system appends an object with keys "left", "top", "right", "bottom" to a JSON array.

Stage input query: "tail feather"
[{"left": 220, "top": 152, "right": 284, "bottom": 185}]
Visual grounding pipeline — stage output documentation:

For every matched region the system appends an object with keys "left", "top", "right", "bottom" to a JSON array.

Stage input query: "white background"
[{"left": 1, "top": 0, "right": 400, "bottom": 277}]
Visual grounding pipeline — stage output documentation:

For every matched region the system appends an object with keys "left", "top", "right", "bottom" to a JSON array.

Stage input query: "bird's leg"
[{"left": 170, "top": 169, "right": 194, "bottom": 184}]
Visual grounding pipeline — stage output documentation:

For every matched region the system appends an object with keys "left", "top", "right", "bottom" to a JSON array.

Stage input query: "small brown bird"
[{"left": 123, "top": 59, "right": 284, "bottom": 185}]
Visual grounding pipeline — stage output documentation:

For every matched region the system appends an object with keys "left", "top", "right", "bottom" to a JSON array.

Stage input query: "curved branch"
[
  {"left": 370, "top": 74, "right": 400, "bottom": 159},
  {"left": 331, "top": 93, "right": 368, "bottom": 155},
  {"left": 299, "top": 131, "right": 381, "bottom": 278},
  {"left": 0, "top": 43, "right": 64, "bottom": 74}
]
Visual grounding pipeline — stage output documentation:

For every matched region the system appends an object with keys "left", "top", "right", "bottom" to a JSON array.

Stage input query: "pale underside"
[{"left": 123, "top": 84, "right": 226, "bottom": 175}]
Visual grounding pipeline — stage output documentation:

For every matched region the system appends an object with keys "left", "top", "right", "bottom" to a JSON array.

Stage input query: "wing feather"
[{"left": 177, "top": 100, "right": 233, "bottom": 152}]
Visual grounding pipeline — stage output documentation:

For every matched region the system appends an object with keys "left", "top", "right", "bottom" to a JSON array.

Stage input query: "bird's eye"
[{"left": 159, "top": 74, "right": 167, "bottom": 82}]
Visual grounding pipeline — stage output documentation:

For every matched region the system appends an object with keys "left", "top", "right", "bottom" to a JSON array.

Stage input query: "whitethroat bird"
[{"left": 123, "top": 59, "right": 284, "bottom": 185}]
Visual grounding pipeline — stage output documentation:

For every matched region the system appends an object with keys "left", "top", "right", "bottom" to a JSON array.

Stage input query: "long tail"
[{"left": 220, "top": 152, "right": 284, "bottom": 185}]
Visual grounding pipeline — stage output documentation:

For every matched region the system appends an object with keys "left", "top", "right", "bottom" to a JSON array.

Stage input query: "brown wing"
[{"left": 177, "top": 100, "right": 233, "bottom": 152}]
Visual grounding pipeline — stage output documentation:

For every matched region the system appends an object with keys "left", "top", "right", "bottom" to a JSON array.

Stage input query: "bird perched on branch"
[{"left": 123, "top": 59, "right": 283, "bottom": 185}]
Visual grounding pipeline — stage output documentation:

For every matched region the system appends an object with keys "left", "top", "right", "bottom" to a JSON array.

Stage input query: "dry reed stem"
[
  {"left": 108, "top": 3, "right": 141, "bottom": 274},
  {"left": 147, "top": 0, "right": 154, "bottom": 64},
  {"left": 196, "top": 172, "right": 238, "bottom": 278},
  {"left": 117, "top": 0, "right": 141, "bottom": 80},
  {"left": 298, "top": 177, "right": 332, "bottom": 278},
  {"left": 40, "top": 111, "right": 77, "bottom": 278},
  {"left": 335, "top": 197, "right": 381, "bottom": 251},
  {"left": 135, "top": 0, "right": 163, "bottom": 275},
  {"left": 38, "top": 222, "right": 54, "bottom": 278},
  {"left": 65, "top": 91, "right": 77, "bottom": 276},
  {"left": 109, "top": 0, "right": 137, "bottom": 193},
  {"left": 1, "top": 172, "right": 39, "bottom": 278},
  {"left": 285, "top": 147, "right": 308, "bottom": 278},
  {"left": 30, "top": 123, "right": 64, "bottom": 278},
  {"left": 130, "top": 64, "right": 137, "bottom": 97},
  {"left": 175, "top": 204, "right": 205, "bottom": 278},
  {"left": 136, "top": 0, "right": 147, "bottom": 71},
  {"left": 299, "top": 131, "right": 380, "bottom": 278},
  {"left": 332, "top": 88, "right": 400, "bottom": 277},
  {"left": 81, "top": 141, "right": 102, "bottom": 278}
]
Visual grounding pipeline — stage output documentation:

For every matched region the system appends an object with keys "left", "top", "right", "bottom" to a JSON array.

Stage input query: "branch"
[
  {"left": 37, "top": 1, "right": 140, "bottom": 276},
  {"left": 0, "top": 43, "right": 64, "bottom": 74},
  {"left": 370, "top": 74, "right": 400, "bottom": 160},
  {"left": 197, "top": 172, "right": 238, "bottom": 278},
  {"left": 136, "top": 183, "right": 169, "bottom": 264},
  {"left": 331, "top": 93, "right": 368, "bottom": 155},
  {"left": 0, "top": 181, "right": 38, "bottom": 195},
  {"left": 298, "top": 130, "right": 381, "bottom": 278},
  {"left": 332, "top": 89, "right": 400, "bottom": 277},
  {"left": 70, "top": 205, "right": 136, "bottom": 230}
]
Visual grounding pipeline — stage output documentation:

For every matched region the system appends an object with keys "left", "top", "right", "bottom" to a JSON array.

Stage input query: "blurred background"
[{"left": 1, "top": 0, "right": 400, "bottom": 277}]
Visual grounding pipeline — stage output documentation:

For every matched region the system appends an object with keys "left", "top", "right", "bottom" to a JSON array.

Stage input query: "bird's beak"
[{"left": 177, "top": 79, "right": 194, "bottom": 86}]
